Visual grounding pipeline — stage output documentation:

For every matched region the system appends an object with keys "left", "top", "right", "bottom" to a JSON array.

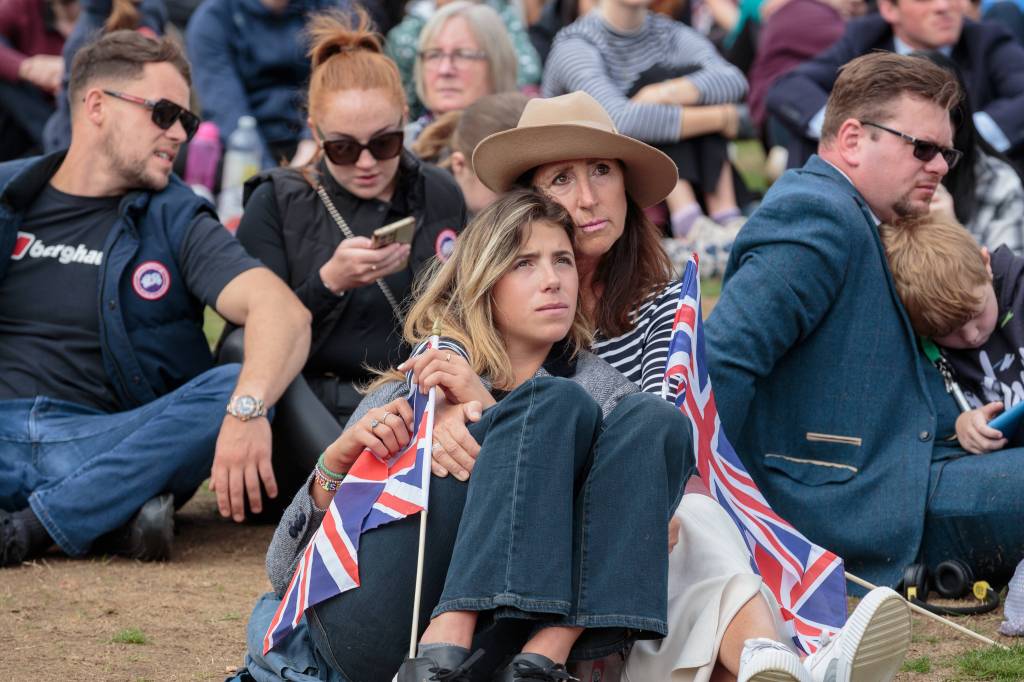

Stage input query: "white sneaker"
[
  {"left": 738, "top": 638, "right": 811, "bottom": 682},
  {"left": 804, "top": 587, "right": 911, "bottom": 682}
]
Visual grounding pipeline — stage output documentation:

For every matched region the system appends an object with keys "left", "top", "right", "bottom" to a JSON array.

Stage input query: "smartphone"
[
  {"left": 988, "top": 400, "right": 1024, "bottom": 434},
  {"left": 371, "top": 217, "right": 415, "bottom": 249}
]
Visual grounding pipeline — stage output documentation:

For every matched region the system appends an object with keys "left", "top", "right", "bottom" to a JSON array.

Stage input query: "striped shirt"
[
  {"left": 593, "top": 279, "right": 683, "bottom": 394},
  {"left": 542, "top": 12, "right": 748, "bottom": 144}
]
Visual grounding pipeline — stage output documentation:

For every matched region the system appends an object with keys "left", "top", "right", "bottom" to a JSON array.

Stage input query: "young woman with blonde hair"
[{"left": 236, "top": 189, "right": 692, "bottom": 681}]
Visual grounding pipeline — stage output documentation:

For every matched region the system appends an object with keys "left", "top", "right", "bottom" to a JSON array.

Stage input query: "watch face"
[{"left": 235, "top": 395, "right": 258, "bottom": 417}]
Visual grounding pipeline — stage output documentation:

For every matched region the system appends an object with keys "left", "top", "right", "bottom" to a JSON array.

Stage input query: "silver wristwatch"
[{"left": 226, "top": 394, "right": 266, "bottom": 421}]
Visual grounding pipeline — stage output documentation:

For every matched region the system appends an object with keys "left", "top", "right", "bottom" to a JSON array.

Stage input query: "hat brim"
[{"left": 472, "top": 123, "right": 679, "bottom": 209}]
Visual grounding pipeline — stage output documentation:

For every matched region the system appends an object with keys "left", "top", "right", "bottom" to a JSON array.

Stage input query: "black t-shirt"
[
  {"left": 0, "top": 185, "right": 121, "bottom": 411},
  {"left": 0, "top": 185, "right": 260, "bottom": 412}
]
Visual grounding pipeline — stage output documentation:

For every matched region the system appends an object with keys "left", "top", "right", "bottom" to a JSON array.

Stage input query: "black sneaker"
[
  {"left": 0, "top": 509, "right": 29, "bottom": 567},
  {"left": 493, "top": 653, "right": 578, "bottom": 682},
  {"left": 93, "top": 493, "right": 174, "bottom": 561},
  {"left": 395, "top": 646, "right": 485, "bottom": 682}
]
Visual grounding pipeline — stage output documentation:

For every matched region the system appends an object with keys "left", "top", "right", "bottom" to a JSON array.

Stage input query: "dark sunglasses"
[
  {"left": 103, "top": 90, "right": 201, "bottom": 141},
  {"left": 860, "top": 120, "right": 963, "bottom": 170},
  {"left": 317, "top": 126, "right": 404, "bottom": 165}
]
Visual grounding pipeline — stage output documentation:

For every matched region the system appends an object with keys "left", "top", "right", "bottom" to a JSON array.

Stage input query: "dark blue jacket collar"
[{"left": 1, "top": 152, "right": 154, "bottom": 235}]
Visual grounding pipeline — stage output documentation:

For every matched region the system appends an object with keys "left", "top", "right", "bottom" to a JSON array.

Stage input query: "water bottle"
[
  {"left": 217, "top": 115, "right": 262, "bottom": 233},
  {"left": 184, "top": 121, "right": 221, "bottom": 203}
]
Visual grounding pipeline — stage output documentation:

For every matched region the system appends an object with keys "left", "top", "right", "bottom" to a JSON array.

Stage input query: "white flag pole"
[
  {"left": 409, "top": 328, "right": 441, "bottom": 659},
  {"left": 845, "top": 572, "right": 1007, "bottom": 649}
]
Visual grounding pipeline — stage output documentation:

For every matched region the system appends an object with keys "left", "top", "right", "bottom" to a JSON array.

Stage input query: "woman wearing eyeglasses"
[
  {"left": 402, "top": 1, "right": 523, "bottom": 143},
  {"left": 386, "top": 0, "right": 541, "bottom": 121},
  {"left": 235, "top": 11, "right": 467, "bottom": 438}
]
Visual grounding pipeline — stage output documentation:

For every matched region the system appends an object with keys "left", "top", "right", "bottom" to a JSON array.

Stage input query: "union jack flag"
[
  {"left": 263, "top": 339, "right": 440, "bottom": 654},
  {"left": 663, "top": 254, "right": 847, "bottom": 654}
]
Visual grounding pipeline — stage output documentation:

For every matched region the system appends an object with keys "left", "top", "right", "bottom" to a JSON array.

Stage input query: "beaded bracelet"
[
  {"left": 314, "top": 467, "right": 343, "bottom": 492},
  {"left": 317, "top": 453, "right": 345, "bottom": 479},
  {"left": 314, "top": 453, "right": 345, "bottom": 492}
]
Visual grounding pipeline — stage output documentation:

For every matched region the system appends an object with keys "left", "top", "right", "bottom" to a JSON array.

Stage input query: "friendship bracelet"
[
  {"left": 314, "top": 467, "right": 343, "bottom": 492},
  {"left": 317, "top": 452, "right": 346, "bottom": 480}
]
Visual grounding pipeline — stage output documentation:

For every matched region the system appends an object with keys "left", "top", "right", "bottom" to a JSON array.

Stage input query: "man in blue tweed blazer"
[{"left": 707, "top": 51, "right": 1024, "bottom": 588}]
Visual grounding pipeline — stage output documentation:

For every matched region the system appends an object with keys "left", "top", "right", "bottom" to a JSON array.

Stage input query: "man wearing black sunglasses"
[
  {"left": 0, "top": 30, "right": 312, "bottom": 568},
  {"left": 707, "top": 52, "right": 1024, "bottom": 594}
]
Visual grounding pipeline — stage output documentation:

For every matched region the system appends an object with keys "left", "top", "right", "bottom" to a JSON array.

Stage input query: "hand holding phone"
[
  {"left": 371, "top": 217, "right": 415, "bottom": 249},
  {"left": 320, "top": 234, "right": 412, "bottom": 294}
]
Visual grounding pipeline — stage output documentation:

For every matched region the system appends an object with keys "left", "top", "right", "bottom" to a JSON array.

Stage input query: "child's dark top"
[{"left": 944, "top": 245, "right": 1024, "bottom": 441}]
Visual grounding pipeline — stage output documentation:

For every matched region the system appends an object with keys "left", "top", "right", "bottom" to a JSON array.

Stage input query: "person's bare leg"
[
  {"left": 704, "top": 159, "right": 739, "bottom": 217},
  {"left": 419, "top": 610, "right": 477, "bottom": 649},
  {"left": 718, "top": 594, "right": 782, "bottom": 676},
  {"left": 521, "top": 625, "right": 585, "bottom": 664},
  {"left": 709, "top": 661, "right": 737, "bottom": 682},
  {"left": 665, "top": 178, "right": 698, "bottom": 214}
]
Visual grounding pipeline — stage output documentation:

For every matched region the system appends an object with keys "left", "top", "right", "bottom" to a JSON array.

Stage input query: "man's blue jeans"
[
  {"left": 307, "top": 377, "right": 692, "bottom": 679},
  {"left": 0, "top": 364, "right": 239, "bottom": 556},
  {"left": 923, "top": 443, "right": 1024, "bottom": 585}
]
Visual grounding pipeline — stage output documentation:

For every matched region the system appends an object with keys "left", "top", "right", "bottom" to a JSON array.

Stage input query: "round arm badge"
[
  {"left": 132, "top": 261, "right": 172, "bottom": 300},
  {"left": 435, "top": 229, "right": 458, "bottom": 262}
]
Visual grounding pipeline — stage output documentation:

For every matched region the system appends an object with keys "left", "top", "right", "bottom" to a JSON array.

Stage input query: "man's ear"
[
  {"left": 81, "top": 87, "right": 106, "bottom": 126},
  {"left": 834, "top": 117, "right": 866, "bottom": 168},
  {"left": 878, "top": 0, "right": 900, "bottom": 24}
]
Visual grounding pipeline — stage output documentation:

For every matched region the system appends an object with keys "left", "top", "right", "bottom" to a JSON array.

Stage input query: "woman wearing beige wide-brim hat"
[{"left": 464, "top": 92, "right": 909, "bottom": 682}]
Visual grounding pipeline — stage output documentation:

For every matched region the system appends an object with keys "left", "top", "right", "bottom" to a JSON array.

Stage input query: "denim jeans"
[
  {"left": 922, "top": 443, "right": 1024, "bottom": 586},
  {"left": 308, "top": 377, "right": 692, "bottom": 679},
  {"left": 0, "top": 364, "right": 239, "bottom": 556}
]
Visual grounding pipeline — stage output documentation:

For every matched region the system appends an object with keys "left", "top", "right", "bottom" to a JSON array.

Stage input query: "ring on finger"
[{"left": 370, "top": 418, "right": 381, "bottom": 429}]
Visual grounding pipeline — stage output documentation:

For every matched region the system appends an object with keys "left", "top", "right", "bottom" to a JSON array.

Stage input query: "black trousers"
[
  {"left": 217, "top": 329, "right": 342, "bottom": 521},
  {"left": 627, "top": 64, "right": 730, "bottom": 192}
]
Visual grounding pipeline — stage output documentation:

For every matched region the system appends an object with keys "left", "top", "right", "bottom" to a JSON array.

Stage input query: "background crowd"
[
  {"left": 5, "top": 0, "right": 1024, "bottom": 253},
  {"left": 5, "top": 0, "right": 1024, "bottom": 678}
]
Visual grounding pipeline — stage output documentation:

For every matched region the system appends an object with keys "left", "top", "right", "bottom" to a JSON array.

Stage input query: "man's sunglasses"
[
  {"left": 860, "top": 120, "right": 963, "bottom": 170},
  {"left": 104, "top": 90, "right": 201, "bottom": 141},
  {"left": 317, "top": 127, "right": 404, "bottom": 165}
]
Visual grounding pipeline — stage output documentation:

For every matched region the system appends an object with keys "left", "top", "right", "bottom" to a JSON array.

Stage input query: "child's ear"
[
  {"left": 981, "top": 247, "right": 993, "bottom": 277},
  {"left": 450, "top": 151, "right": 468, "bottom": 175}
]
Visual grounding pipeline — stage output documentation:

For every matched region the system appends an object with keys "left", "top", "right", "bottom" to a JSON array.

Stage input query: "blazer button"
[
  {"left": 919, "top": 430, "right": 932, "bottom": 442},
  {"left": 108, "top": 299, "right": 117, "bottom": 310}
]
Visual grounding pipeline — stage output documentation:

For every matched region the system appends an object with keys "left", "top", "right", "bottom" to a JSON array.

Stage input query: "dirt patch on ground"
[
  {"left": 1, "top": 486, "right": 1019, "bottom": 681},
  {"left": 1, "top": 487, "right": 273, "bottom": 681}
]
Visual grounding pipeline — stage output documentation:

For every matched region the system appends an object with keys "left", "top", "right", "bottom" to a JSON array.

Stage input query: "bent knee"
[{"left": 531, "top": 376, "right": 598, "bottom": 409}]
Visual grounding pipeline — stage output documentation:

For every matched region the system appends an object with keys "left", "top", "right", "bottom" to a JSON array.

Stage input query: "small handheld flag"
[{"left": 263, "top": 336, "right": 441, "bottom": 654}]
